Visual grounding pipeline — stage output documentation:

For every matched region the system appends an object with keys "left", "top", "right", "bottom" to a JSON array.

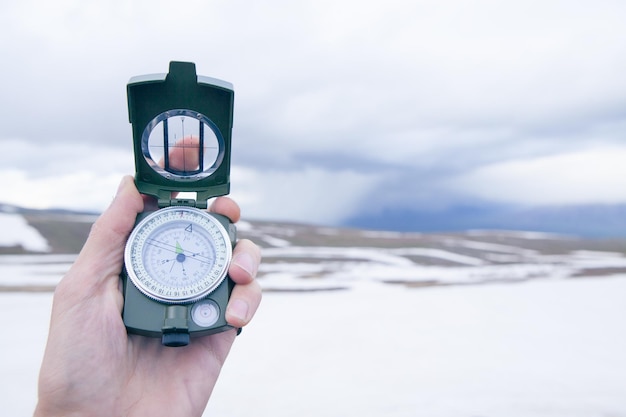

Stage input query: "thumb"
[{"left": 73, "top": 176, "right": 144, "bottom": 282}]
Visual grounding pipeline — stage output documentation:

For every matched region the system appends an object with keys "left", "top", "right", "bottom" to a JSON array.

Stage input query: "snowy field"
[
  {"left": 2, "top": 276, "right": 626, "bottom": 416},
  {"left": 1, "top": 212, "right": 626, "bottom": 416},
  {"left": 0, "top": 212, "right": 50, "bottom": 252},
  {"left": 208, "top": 278, "right": 626, "bottom": 417}
]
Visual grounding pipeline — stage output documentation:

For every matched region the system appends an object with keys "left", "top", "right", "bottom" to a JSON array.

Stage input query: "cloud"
[
  {"left": 2, "top": 139, "right": 133, "bottom": 177},
  {"left": 444, "top": 146, "right": 626, "bottom": 206},
  {"left": 2, "top": 139, "right": 132, "bottom": 211},
  {"left": 2, "top": 0, "right": 626, "bottom": 226},
  {"left": 2, "top": 168, "right": 123, "bottom": 211},
  {"left": 230, "top": 166, "right": 382, "bottom": 224}
]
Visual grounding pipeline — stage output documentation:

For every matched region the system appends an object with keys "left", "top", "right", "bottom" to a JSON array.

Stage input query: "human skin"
[
  {"left": 167, "top": 135, "right": 201, "bottom": 172},
  {"left": 33, "top": 176, "right": 262, "bottom": 417}
]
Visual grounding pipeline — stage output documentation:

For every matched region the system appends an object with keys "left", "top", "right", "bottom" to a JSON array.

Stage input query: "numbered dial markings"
[{"left": 125, "top": 207, "right": 232, "bottom": 303}]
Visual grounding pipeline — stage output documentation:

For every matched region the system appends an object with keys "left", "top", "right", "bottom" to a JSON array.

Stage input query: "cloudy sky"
[{"left": 2, "top": 0, "right": 626, "bottom": 226}]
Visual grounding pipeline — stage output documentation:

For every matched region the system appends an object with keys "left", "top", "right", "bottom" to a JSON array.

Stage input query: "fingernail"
[
  {"left": 228, "top": 299, "right": 249, "bottom": 323},
  {"left": 232, "top": 252, "right": 257, "bottom": 277}
]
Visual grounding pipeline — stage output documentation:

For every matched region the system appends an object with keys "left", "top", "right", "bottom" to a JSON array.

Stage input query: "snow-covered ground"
[
  {"left": 1, "top": 214, "right": 625, "bottom": 416},
  {"left": 2, "top": 276, "right": 625, "bottom": 417},
  {"left": 0, "top": 212, "right": 50, "bottom": 252},
  {"left": 206, "top": 277, "right": 626, "bottom": 417},
  {"left": 257, "top": 242, "right": 626, "bottom": 291},
  {"left": 0, "top": 254, "right": 76, "bottom": 287}
]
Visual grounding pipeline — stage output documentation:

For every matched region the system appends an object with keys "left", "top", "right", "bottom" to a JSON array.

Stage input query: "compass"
[
  {"left": 121, "top": 61, "right": 236, "bottom": 347},
  {"left": 125, "top": 206, "right": 232, "bottom": 304}
]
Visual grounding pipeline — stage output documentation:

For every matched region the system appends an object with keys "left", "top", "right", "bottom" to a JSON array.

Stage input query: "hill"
[
  {"left": 345, "top": 203, "right": 626, "bottom": 238},
  {"left": 3, "top": 205, "right": 626, "bottom": 292}
]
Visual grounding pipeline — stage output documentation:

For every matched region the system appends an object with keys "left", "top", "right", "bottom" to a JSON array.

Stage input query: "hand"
[{"left": 34, "top": 176, "right": 262, "bottom": 417}]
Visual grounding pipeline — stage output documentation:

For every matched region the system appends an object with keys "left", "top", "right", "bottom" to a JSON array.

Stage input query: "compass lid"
[{"left": 127, "top": 61, "right": 234, "bottom": 206}]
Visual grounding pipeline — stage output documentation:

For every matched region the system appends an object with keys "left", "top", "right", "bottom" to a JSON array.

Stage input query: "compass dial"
[{"left": 124, "top": 206, "right": 232, "bottom": 303}]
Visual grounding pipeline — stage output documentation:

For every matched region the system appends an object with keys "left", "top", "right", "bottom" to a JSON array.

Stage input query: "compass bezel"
[{"left": 124, "top": 206, "right": 233, "bottom": 304}]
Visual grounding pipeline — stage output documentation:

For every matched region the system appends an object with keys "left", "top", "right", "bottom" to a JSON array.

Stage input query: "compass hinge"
[{"left": 158, "top": 198, "right": 208, "bottom": 209}]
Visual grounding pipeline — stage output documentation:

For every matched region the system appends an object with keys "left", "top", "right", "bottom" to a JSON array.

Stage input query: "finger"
[
  {"left": 225, "top": 239, "right": 262, "bottom": 327},
  {"left": 226, "top": 279, "right": 262, "bottom": 328},
  {"left": 73, "top": 176, "right": 144, "bottom": 281},
  {"left": 151, "top": 137, "right": 201, "bottom": 203},
  {"left": 229, "top": 239, "right": 261, "bottom": 285},
  {"left": 209, "top": 196, "right": 240, "bottom": 223},
  {"left": 166, "top": 136, "right": 200, "bottom": 172}
]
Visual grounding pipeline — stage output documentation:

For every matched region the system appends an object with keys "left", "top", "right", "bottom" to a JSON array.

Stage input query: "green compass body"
[{"left": 121, "top": 62, "right": 236, "bottom": 347}]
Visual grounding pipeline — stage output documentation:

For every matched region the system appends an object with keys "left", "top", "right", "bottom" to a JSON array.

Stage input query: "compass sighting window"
[{"left": 142, "top": 109, "right": 225, "bottom": 179}]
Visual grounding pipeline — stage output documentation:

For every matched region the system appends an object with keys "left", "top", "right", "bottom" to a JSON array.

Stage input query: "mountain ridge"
[
  {"left": 4, "top": 202, "right": 626, "bottom": 255},
  {"left": 345, "top": 202, "right": 626, "bottom": 238},
  {"left": 6, "top": 200, "right": 626, "bottom": 239},
  {"left": 3, "top": 204, "right": 626, "bottom": 292}
]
